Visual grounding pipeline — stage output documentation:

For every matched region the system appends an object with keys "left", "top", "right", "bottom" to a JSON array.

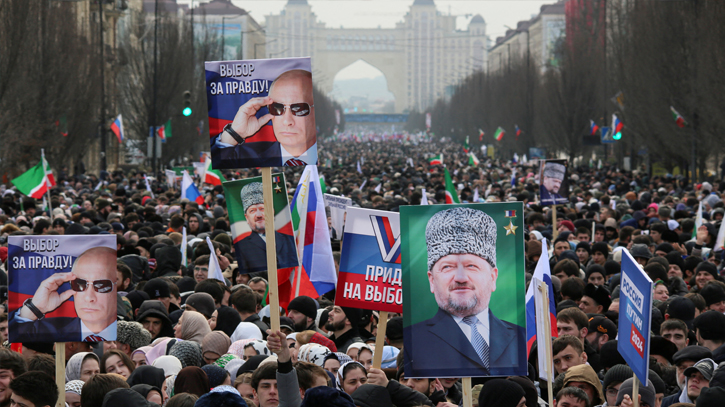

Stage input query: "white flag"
[
  {"left": 421, "top": 188, "right": 429, "bottom": 205},
  {"left": 359, "top": 179, "right": 367, "bottom": 190},
  {"left": 715, "top": 220, "right": 725, "bottom": 252},
  {"left": 374, "top": 183, "right": 382, "bottom": 193},
  {"left": 472, "top": 187, "right": 479, "bottom": 203},
  {"left": 144, "top": 176, "right": 155, "bottom": 198},
  {"left": 165, "top": 170, "right": 177, "bottom": 189},
  {"left": 205, "top": 237, "right": 225, "bottom": 283}
]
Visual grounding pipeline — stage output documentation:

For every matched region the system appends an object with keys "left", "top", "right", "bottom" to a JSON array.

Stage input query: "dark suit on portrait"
[
  {"left": 234, "top": 231, "right": 299, "bottom": 274},
  {"left": 211, "top": 135, "right": 283, "bottom": 168},
  {"left": 540, "top": 187, "right": 566, "bottom": 205},
  {"left": 403, "top": 308, "right": 526, "bottom": 378},
  {"left": 8, "top": 309, "right": 83, "bottom": 343}
]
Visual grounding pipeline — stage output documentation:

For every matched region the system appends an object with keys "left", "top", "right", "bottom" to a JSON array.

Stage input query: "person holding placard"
[{"left": 404, "top": 207, "right": 524, "bottom": 376}]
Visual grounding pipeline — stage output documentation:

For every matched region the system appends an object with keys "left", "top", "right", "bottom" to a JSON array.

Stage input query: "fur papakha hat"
[{"left": 426, "top": 207, "right": 496, "bottom": 271}]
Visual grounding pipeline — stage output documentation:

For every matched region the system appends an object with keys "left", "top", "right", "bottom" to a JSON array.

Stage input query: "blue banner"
[{"left": 617, "top": 249, "right": 653, "bottom": 383}]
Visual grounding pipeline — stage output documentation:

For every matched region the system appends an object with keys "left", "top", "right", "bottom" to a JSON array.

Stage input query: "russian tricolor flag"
[
  {"left": 613, "top": 114, "right": 624, "bottom": 134},
  {"left": 111, "top": 114, "right": 124, "bottom": 143},
  {"left": 291, "top": 165, "right": 337, "bottom": 298},
  {"left": 181, "top": 171, "right": 204, "bottom": 205},
  {"left": 589, "top": 120, "right": 599, "bottom": 136},
  {"left": 525, "top": 238, "right": 557, "bottom": 361}
]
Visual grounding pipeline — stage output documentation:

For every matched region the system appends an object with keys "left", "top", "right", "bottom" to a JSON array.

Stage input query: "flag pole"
[
  {"left": 372, "top": 310, "right": 388, "bottom": 369},
  {"left": 632, "top": 375, "right": 640, "bottom": 407},
  {"left": 539, "top": 282, "right": 555, "bottom": 407},
  {"left": 462, "top": 377, "right": 472, "bottom": 407},
  {"left": 552, "top": 207, "right": 558, "bottom": 239},
  {"left": 262, "top": 167, "right": 280, "bottom": 333},
  {"left": 294, "top": 172, "right": 310, "bottom": 298},
  {"left": 55, "top": 342, "right": 65, "bottom": 407},
  {"left": 41, "top": 149, "right": 53, "bottom": 223}
]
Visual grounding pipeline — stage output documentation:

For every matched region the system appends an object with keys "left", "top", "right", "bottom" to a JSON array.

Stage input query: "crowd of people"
[{"left": 0, "top": 137, "right": 724, "bottom": 407}]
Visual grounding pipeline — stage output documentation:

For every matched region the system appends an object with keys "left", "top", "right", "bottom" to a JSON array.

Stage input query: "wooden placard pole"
[
  {"left": 372, "top": 310, "right": 388, "bottom": 369},
  {"left": 632, "top": 375, "right": 640, "bottom": 407},
  {"left": 462, "top": 377, "right": 473, "bottom": 407},
  {"left": 552, "top": 206, "right": 558, "bottom": 239},
  {"left": 55, "top": 342, "right": 65, "bottom": 407},
  {"left": 538, "top": 282, "right": 555, "bottom": 407},
  {"left": 261, "top": 167, "right": 280, "bottom": 333}
]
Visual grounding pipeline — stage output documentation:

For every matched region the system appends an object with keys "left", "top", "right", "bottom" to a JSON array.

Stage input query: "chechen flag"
[
  {"left": 110, "top": 114, "right": 125, "bottom": 143},
  {"left": 525, "top": 238, "right": 558, "bottom": 372},
  {"left": 41, "top": 154, "right": 55, "bottom": 188},
  {"left": 11, "top": 162, "right": 48, "bottom": 199},
  {"left": 203, "top": 154, "right": 224, "bottom": 186},
  {"left": 290, "top": 165, "right": 337, "bottom": 300},
  {"left": 670, "top": 106, "right": 687, "bottom": 128},
  {"left": 428, "top": 154, "right": 443, "bottom": 165},
  {"left": 181, "top": 171, "right": 204, "bottom": 205},
  {"left": 444, "top": 168, "right": 460, "bottom": 204}
]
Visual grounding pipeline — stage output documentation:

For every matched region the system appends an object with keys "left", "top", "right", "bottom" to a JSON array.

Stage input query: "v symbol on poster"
[{"left": 370, "top": 215, "right": 402, "bottom": 264}]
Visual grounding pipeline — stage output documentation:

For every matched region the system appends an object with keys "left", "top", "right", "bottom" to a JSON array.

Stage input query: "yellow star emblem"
[
  {"left": 504, "top": 220, "right": 518, "bottom": 236},
  {"left": 274, "top": 184, "right": 282, "bottom": 194}
]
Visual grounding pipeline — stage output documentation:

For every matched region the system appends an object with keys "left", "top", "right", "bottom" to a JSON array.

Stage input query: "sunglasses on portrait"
[
  {"left": 268, "top": 102, "right": 314, "bottom": 117},
  {"left": 70, "top": 278, "right": 116, "bottom": 293}
]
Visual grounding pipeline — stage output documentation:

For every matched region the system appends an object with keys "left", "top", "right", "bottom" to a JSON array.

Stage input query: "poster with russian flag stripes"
[{"left": 335, "top": 207, "right": 403, "bottom": 313}]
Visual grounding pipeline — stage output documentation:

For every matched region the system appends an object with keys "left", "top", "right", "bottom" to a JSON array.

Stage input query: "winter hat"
[
  {"left": 507, "top": 376, "right": 538, "bottom": 407},
  {"left": 201, "top": 364, "right": 229, "bottom": 388},
  {"left": 240, "top": 182, "right": 264, "bottom": 212},
  {"left": 426, "top": 207, "right": 497, "bottom": 270},
  {"left": 699, "top": 283, "right": 725, "bottom": 307},
  {"left": 603, "top": 364, "right": 633, "bottom": 390},
  {"left": 599, "top": 341, "right": 627, "bottom": 369},
  {"left": 695, "top": 262, "right": 719, "bottom": 280},
  {"left": 169, "top": 340, "right": 203, "bottom": 368},
  {"left": 143, "top": 278, "right": 170, "bottom": 299},
  {"left": 340, "top": 307, "right": 362, "bottom": 327},
  {"left": 543, "top": 162, "right": 566, "bottom": 180},
  {"left": 308, "top": 332, "right": 337, "bottom": 352},
  {"left": 195, "top": 388, "right": 248, "bottom": 407},
  {"left": 576, "top": 241, "right": 591, "bottom": 254},
  {"left": 615, "top": 378, "right": 655, "bottom": 407},
  {"left": 648, "top": 370, "right": 666, "bottom": 395},
  {"left": 299, "top": 343, "right": 332, "bottom": 367},
  {"left": 630, "top": 244, "right": 652, "bottom": 260},
  {"left": 351, "top": 384, "right": 393, "bottom": 407},
  {"left": 238, "top": 355, "right": 268, "bottom": 374},
  {"left": 301, "top": 386, "right": 355, "bottom": 407},
  {"left": 693, "top": 311, "right": 725, "bottom": 340},
  {"left": 585, "top": 264, "right": 606, "bottom": 281},
  {"left": 288, "top": 296, "right": 318, "bottom": 320},
  {"left": 151, "top": 355, "right": 183, "bottom": 377},
  {"left": 185, "top": 293, "right": 216, "bottom": 319},
  {"left": 583, "top": 283, "right": 612, "bottom": 310},
  {"left": 117, "top": 321, "right": 152, "bottom": 350},
  {"left": 202, "top": 331, "right": 232, "bottom": 359},
  {"left": 591, "top": 242, "right": 610, "bottom": 257},
  {"left": 102, "top": 388, "right": 155, "bottom": 407},
  {"left": 696, "top": 387, "right": 725, "bottom": 407},
  {"left": 478, "top": 379, "right": 526, "bottom": 407}
]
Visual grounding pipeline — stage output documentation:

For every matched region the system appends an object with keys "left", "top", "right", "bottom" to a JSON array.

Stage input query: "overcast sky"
[{"left": 194, "top": 0, "right": 556, "bottom": 79}]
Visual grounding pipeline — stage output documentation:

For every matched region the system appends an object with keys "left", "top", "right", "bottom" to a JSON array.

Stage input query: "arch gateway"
[{"left": 264, "top": 0, "right": 488, "bottom": 113}]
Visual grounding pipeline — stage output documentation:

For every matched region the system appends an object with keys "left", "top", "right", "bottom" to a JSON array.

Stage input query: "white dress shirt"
[
  {"left": 281, "top": 142, "right": 317, "bottom": 165},
  {"left": 452, "top": 309, "right": 490, "bottom": 346},
  {"left": 81, "top": 320, "right": 117, "bottom": 341}
]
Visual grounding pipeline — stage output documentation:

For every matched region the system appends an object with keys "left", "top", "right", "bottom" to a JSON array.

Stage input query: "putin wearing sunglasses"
[
  {"left": 212, "top": 68, "right": 317, "bottom": 167},
  {"left": 10, "top": 247, "right": 118, "bottom": 342}
]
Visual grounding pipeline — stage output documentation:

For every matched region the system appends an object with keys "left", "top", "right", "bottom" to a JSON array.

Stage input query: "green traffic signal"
[
  {"left": 182, "top": 107, "right": 192, "bottom": 117},
  {"left": 613, "top": 131, "right": 622, "bottom": 140}
]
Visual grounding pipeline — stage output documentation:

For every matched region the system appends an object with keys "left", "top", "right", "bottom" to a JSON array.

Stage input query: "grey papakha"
[
  {"left": 240, "top": 182, "right": 264, "bottom": 213},
  {"left": 543, "top": 162, "right": 566, "bottom": 180},
  {"left": 426, "top": 207, "right": 497, "bottom": 271}
]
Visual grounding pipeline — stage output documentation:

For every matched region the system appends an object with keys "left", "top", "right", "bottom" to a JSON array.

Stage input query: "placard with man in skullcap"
[
  {"left": 401, "top": 203, "right": 527, "bottom": 378},
  {"left": 539, "top": 159, "right": 570, "bottom": 206}
]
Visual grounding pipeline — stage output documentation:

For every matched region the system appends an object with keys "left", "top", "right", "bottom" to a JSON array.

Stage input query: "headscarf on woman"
[
  {"left": 152, "top": 355, "right": 183, "bottom": 377},
  {"left": 169, "top": 340, "right": 203, "bottom": 368},
  {"left": 178, "top": 310, "right": 211, "bottom": 344},
  {"left": 126, "top": 365, "right": 166, "bottom": 389},
  {"left": 65, "top": 352, "right": 100, "bottom": 383},
  {"left": 132, "top": 346, "right": 153, "bottom": 365},
  {"left": 202, "top": 331, "right": 232, "bottom": 360},
  {"left": 173, "top": 366, "right": 210, "bottom": 397},
  {"left": 228, "top": 339, "right": 256, "bottom": 358},
  {"left": 146, "top": 338, "right": 181, "bottom": 364},
  {"left": 65, "top": 380, "right": 85, "bottom": 395},
  {"left": 335, "top": 361, "right": 365, "bottom": 392},
  {"left": 214, "top": 307, "right": 242, "bottom": 338}
]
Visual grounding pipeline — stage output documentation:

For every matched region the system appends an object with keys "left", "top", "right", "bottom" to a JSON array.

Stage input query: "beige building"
[
  {"left": 488, "top": 1, "right": 565, "bottom": 75},
  {"left": 264, "top": 0, "right": 488, "bottom": 113}
]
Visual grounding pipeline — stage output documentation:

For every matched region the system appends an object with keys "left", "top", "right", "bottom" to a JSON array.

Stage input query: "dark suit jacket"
[
  {"left": 8, "top": 309, "right": 83, "bottom": 343},
  {"left": 540, "top": 187, "right": 567, "bottom": 205},
  {"left": 211, "top": 136, "right": 283, "bottom": 168},
  {"left": 234, "top": 231, "right": 298, "bottom": 274},
  {"left": 403, "top": 308, "right": 526, "bottom": 378}
]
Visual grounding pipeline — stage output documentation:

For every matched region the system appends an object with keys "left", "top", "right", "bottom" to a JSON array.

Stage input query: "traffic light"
[
  {"left": 613, "top": 130, "right": 622, "bottom": 140},
  {"left": 182, "top": 90, "right": 192, "bottom": 116}
]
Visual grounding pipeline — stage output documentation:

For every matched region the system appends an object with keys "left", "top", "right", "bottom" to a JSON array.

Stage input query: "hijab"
[
  {"left": 179, "top": 310, "right": 211, "bottom": 343},
  {"left": 65, "top": 352, "right": 100, "bottom": 383},
  {"left": 126, "top": 365, "right": 166, "bottom": 389},
  {"left": 214, "top": 307, "right": 242, "bottom": 338},
  {"left": 173, "top": 366, "right": 210, "bottom": 397},
  {"left": 132, "top": 346, "right": 153, "bottom": 365},
  {"left": 152, "top": 355, "right": 183, "bottom": 377},
  {"left": 146, "top": 338, "right": 181, "bottom": 364},
  {"left": 169, "top": 340, "right": 203, "bottom": 368},
  {"left": 335, "top": 361, "right": 365, "bottom": 392}
]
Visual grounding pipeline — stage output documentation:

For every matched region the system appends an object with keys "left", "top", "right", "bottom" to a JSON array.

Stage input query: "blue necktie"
[{"left": 463, "top": 315, "right": 490, "bottom": 368}]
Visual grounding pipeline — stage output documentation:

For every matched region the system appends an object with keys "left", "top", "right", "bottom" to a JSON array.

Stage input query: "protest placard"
[
  {"left": 323, "top": 194, "right": 351, "bottom": 241},
  {"left": 8, "top": 235, "right": 117, "bottom": 343},
  {"left": 401, "top": 202, "right": 527, "bottom": 378},
  {"left": 539, "top": 159, "right": 569, "bottom": 206},
  {"left": 223, "top": 174, "right": 299, "bottom": 274},
  {"left": 618, "top": 248, "right": 653, "bottom": 384},
  {"left": 335, "top": 207, "right": 402, "bottom": 313},
  {"left": 206, "top": 57, "right": 317, "bottom": 169}
]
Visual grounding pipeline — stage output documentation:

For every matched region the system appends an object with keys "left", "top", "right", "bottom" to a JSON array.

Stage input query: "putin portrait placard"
[
  {"left": 223, "top": 174, "right": 299, "bottom": 274},
  {"left": 206, "top": 57, "right": 318, "bottom": 169},
  {"left": 539, "top": 159, "right": 569, "bottom": 206},
  {"left": 8, "top": 235, "right": 118, "bottom": 343},
  {"left": 401, "top": 203, "right": 527, "bottom": 378}
]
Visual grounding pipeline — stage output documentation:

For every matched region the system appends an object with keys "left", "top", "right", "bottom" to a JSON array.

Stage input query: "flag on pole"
[
  {"left": 468, "top": 153, "right": 480, "bottom": 166},
  {"left": 612, "top": 114, "right": 623, "bottom": 134},
  {"left": 374, "top": 183, "right": 382, "bottom": 194},
  {"left": 511, "top": 168, "right": 517, "bottom": 188},
  {"left": 205, "top": 237, "right": 225, "bottom": 283},
  {"left": 428, "top": 154, "right": 443, "bottom": 165},
  {"left": 165, "top": 170, "right": 177, "bottom": 189},
  {"left": 290, "top": 166, "right": 337, "bottom": 299},
  {"left": 478, "top": 128, "right": 485, "bottom": 142},
  {"left": 472, "top": 187, "right": 479, "bottom": 203},
  {"left": 515, "top": 125, "right": 522, "bottom": 138},
  {"left": 110, "top": 114, "right": 125, "bottom": 143},
  {"left": 203, "top": 155, "right": 224, "bottom": 186},
  {"left": 589, "top": 120, "right": 599, "bottom": 136},
  {"left": 494, "top": 127, "right": 505, "bottom": 141},
  {"left": 463, "top": 135, "right": 470, "bottom": 153},
  {"left": 144, "top": 176, "right": 155, "bottom": 198},
  {"left": 525, "top": 238, "right": 558, "bottom": 363},
  {"left": 41, "top": 152, "right": 55, "bottom": 188},
  {"left": 357, "top": 161, "right": 362, "bottom": 174},
  {"left": 182, "top": 227, "right": 188, "bottom": 267},
  {"left": 181, "top": 171, "right": 204, "bottom": 205},
  {"left": 513, "top": 153, "right": 519, "bottom": 164},
  {"left": 715, "top": 219, "right": 725, "bottom": 252},
  {"left": 444, "top": 168, "right": 460, "bottom": 204},
  {"left": 359, "top": 179, "right": 367, "bottom": 190},
  {"left": 670, "top": 106, "right": 687, "bottom": 128},
  {"left": 421, "top": 188, "right": 429, "bottom": 205},
  {"left": 11, "top": 162, "right": 48, "bottom": 199},
  {"left": 693, "top": 201, "right": 703, "bottom": 239}
]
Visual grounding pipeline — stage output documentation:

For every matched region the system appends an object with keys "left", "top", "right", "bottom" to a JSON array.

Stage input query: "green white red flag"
[
  {"left": 444, "top": 168, "right": 460, "bottom": 204},
  {"left": 670, "top": 106, "right": 687, "bottom": 128},
  {"left": 42, "top": 154, "right": 55, "bottom": 187},
  {"left": 494, "top": 127, "right": 505, "bottom": 141},
  {"left": 203, "top": 154, "right": 224, "bottom": 186},
  {"left": 11, "top": 162, "right": 48, "bottom": 199},
  {"left": 428, "top": 154, "right": 443, "bottom": 165},
  {"left": 468, "top": 152, "right": 480, "bottom": 166}
]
